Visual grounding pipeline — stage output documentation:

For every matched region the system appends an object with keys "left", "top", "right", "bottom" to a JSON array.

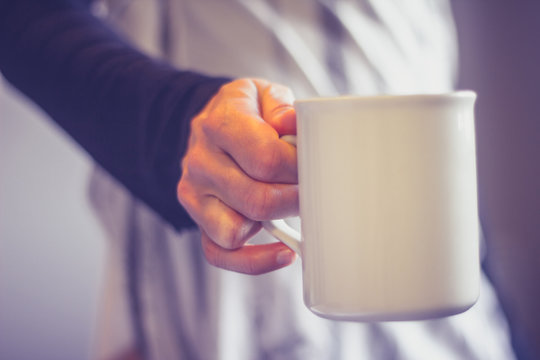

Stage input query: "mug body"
[{"left": 295, "top": 92, "right": 479, "bottom": 321}]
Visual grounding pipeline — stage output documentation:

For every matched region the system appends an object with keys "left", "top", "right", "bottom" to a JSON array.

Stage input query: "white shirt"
[{"left": 90, "top": 1, "right": 515, "bottom": 359}]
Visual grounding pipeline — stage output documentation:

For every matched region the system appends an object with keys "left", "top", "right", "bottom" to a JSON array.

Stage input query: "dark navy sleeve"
[{"left": 0, "top": 0, "right": 230, "bottom": 230}]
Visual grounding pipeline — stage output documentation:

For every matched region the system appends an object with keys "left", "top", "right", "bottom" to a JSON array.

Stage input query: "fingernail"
[{"left": 276, "top": 249, "right": 295, "bottom": 266}]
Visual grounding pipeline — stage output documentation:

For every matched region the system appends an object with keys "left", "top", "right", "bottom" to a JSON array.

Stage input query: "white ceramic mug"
[{"left": 263, "top": 92, "right": 480, "bottom": 321}]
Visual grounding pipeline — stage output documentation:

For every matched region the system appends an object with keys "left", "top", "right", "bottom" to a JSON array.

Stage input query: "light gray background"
[{"left": 0, "top": 78, "right": 106, "bottom": 360}]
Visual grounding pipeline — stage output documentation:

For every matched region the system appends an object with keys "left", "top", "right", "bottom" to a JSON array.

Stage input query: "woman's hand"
[{"left": 177, "top": 78, "right": 298, "bottom": 274}]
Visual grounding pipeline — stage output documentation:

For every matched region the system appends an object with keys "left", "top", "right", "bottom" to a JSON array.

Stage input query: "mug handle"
[{"left": 261, "top": 134, "right": 303, "bottom": 256}]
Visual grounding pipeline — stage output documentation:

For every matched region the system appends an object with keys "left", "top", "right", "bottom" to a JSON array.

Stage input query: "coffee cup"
[{"left": 263, "top": 91, "right": 480, "bottom": 321}]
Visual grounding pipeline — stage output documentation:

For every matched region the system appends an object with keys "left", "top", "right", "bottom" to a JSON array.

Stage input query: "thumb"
[{"left": 256, "top": 80, "right": 297, "bottom": 136}]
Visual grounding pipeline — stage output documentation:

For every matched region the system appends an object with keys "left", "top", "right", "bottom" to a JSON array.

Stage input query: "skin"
[{"left": 177, "top": 78, "right": 299, "bottom": 275}]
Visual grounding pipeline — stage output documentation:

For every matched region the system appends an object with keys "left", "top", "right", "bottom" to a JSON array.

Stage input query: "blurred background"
[
  {"left": 452, "top": 2, "right": 540, "bottom": 360},
  {"left": 0, "top": 77, "right": 106, "bottom": 359},
  {"left": 0, "top": 2, "right": 538, "bottom": 360}
]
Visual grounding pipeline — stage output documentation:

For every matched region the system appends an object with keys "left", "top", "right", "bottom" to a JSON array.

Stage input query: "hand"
[{"left": 177, "top": 78, "right": 298, "bottom": 275}]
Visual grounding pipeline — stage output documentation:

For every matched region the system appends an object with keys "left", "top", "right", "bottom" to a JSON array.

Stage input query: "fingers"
[
  {"left": 178, "top": 78, "right": 300, "bottom": 275},
  {"left": 199, "top": 80, "right": 297, "bottom": 184},
  {"left": 178, "top": 184, "right": 261, "bottom": 250},
  {"left": 182, "top": 144, "right": 298, "bottom": 221},
  {"left": 202, "top": 113, "right": 297, "bottom": 184},
  {"left": 255, "top": 79, "right": 297, "bottom": 136},
  {"left": 200, "top": 231, "right": 296, "bottom": 275},
  {"left": 179, "top": 178, "right": 298, "bottom": 275}
]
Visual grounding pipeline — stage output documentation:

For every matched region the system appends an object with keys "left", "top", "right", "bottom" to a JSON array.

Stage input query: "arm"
[
  {"left": 178, "top": 78, "right": 299, "bottom": 274},
  {"left": 0, "top": 0, "right": 229, "bottom": 230},
  {"left": 0, "top": 0, "right": 298, "bottom": 275}
]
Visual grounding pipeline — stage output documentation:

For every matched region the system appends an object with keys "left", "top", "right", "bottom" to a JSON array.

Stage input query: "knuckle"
[
  {"left": 221, "top": 78, "right": 254, "bottom": 95},
  {"left": 200, "top": 101, "right": 237, "bottom": 140},
  {"left": 219, "top": 80, "right": 259, "bottom": 110},
  {"left": 216, "top": 214, "right": 259, "bottom": 250},
  {"left": 182, "top": 146, "right": 206, "bottom": 177},
  {"left": 198, "top": 114, "right": 218, "bottom": 139},
  {"left": 215, "top": 217, "right": 245, "bottom": 250},
  {"left": 190, "top": 116, "right": 205, "bottom": 138},
  {"left": 265, "top": 82, "right": 294, "bottom": 101},
  {"left": 199, "top": 111, "right": 218, "bottom": 136},
  {"left": 176, "top": 178, "right": 193, "bottom": 208},
  {"left": 191, "top": 105, "right": 214, "bottom": 137},
  {"left": 251, "top": 141, "right": 281, "bottom": 180},
  {"left": 245, "top": 184, "right": 278, "bottom": 220},
  {"left": 194, "top": 100, "right": 230, "bottom": 139},
  {"left": 219, "top": 80, "right": 239, "bottom": 94}
]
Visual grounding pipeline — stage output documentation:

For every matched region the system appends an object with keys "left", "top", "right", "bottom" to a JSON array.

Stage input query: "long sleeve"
[{"left": 0, "top": 0, "right": 230, "bottom": 230}]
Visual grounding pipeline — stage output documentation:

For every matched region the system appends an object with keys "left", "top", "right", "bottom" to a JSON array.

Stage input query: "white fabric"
[{"left": 90, "top": 1, "right": 516, "bottom": 359}]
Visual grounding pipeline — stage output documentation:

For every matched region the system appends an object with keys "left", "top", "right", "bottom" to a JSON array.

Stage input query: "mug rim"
[{"left": 294, "top": 90, "right": 476, "bottom": 105}]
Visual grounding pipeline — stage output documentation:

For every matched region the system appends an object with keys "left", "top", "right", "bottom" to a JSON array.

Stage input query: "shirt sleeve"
[{"left": 0, "top": 0, "right": 230, "bottom": 231}]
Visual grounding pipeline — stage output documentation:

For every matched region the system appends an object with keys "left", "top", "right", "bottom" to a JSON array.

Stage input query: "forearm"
[{"left": 0, "top": 0, "right": 229, "bottom": 230}]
